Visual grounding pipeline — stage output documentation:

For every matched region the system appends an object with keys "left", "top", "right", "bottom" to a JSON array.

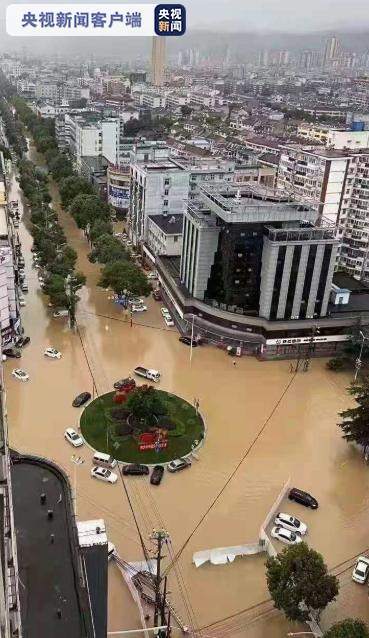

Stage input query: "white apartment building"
[
  {"left": 60, "top": 115, "right": 121, "bottom": 169},
  {"left": 188, "top": 92, "right": 216, "bottom": 108},
  {"left": 172, "top": 158, "right": 235, "bottom": 200},
  {"left": 277, "top": 144, "right": 352, "bottom": 224},
  {"left": 326, "top": 129, "right": 369, "bottom": 150},
  {"left": 166, "top": 93, "right": 189, "bottom": 108},
  {"left": 129, "top": 156, "right": 189, "bottom": 245},
  {"left": 107, "top": 165, "right": 130, "bottom": 212},
  {"left": 147, "top": 214, "right": 183, "bottom": 257}
]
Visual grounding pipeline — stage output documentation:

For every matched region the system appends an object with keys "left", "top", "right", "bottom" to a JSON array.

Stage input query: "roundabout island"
[{"left": 80, "top": 381, "right": 205, "bottom": 465}]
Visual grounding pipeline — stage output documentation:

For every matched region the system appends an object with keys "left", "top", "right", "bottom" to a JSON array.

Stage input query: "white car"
[
  {"left": 64, "top": 428, "right": 83, "bottom": 448},
  {"left": 164, "top": 315, "right": 174, "bottom": 327},
  {"left": 167, "top": 458, "right": 191, "bottom": 473},
  {"left": 271, "top": 526, "right": 302, "bottom": 546},
  {"left": 44, "top": 347, "right": 62, "bottom": 359},
  {"left": 352, "top": 556, "right": 369, "bottom": 584},
  {"left": 19, "top": 299, "right": 26, "bottom": 307},
  {"left": 161, "top": 307, "right": 171, "bottom": 318},
  {"left": 12, "top": 368, "right": 29, "bottom": 382},
  {"left": 274, "top": 512, "right": 307, "bottom": 536},
  {"left": 91, "top": 466, "right": 118, "bottom": 484},
  {"left": 147, "top": 272, "right": 158, "bottom": 280},
  {"left": 131, "top": 304, "right": 147, "bottom": 312}
]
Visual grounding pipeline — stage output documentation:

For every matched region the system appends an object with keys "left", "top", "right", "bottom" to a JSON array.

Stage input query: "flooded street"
[{"left": 5, "top": 142, "right": 369, "bottom": 636}]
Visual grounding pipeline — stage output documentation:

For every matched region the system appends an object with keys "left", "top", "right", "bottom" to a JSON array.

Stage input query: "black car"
[
  {"left": 122, "top": 464, "right": 149, "bottom": 476},
  {"left": 72, "top": 392, "right": 92, "bottom": 408},
  {"left": 16, "top": 336, "right": 30, "bottom": 348},
  {"left": 288, "top": 488, "right": 318, "bottom": 509},
  {"left": 3, "top": 348, "right": 21, "bottom": 358},
  {"left": 150, "top": 465, "right": 164, "bottom": 485},
  {"left": 113, "top": 377, "right": 136, "bottom": 390},
  {"left": 179, "top": 337, "right": 198, "bottom": 347}
]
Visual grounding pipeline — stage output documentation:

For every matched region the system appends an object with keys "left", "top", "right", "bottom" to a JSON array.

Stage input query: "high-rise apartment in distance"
[
  {"left": 323, "top": 35, "right": 340, "bottom": 66},
  {"left": 152, "top": 37, "right": 166, "bottom": 87}
]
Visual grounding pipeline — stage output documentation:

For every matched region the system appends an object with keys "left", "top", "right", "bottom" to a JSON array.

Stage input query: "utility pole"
[
  {"left": 150, "top": 529, "right": 170, "bottom": 631},
  {"left": 303, "top": 325, "right": 320, "bottom": 372}
]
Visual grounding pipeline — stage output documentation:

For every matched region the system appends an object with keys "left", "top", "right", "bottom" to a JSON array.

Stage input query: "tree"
[
  {"left": 43, "top": 274, "right": 69, "bottom": 308},
  {"left": 324, "top": 619, "right": 369, "bottom": 638},
  {"left": 89, "top": 218, "right": 113, "bottom": 243},
  {"left": 125, "top": 386, "right": 167, "bottom": 427},
  {"left": 69, "top": 193, "right": 110, "bottom": 229},
  {"left": 65, "top": 272, "right": 86, "bottom": 328},
  {"left": 266, "top": 542, "right": 338, "bottom": 623},
  {"left": 88, "top": 234, "right": 128, "bottom": 264},
  {"left": 59, "top": 176, "right": 94, "bottom": 208},
  {"left": 338, "top": 377, "right": 369, "bottom": 449},
  {"left": 98, "top": 261, "right": 151, "bottom": 297}
]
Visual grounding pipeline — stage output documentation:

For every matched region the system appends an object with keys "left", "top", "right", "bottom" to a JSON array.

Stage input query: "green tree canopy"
[
  {"left": 338, "top": 377, "right": 369, "bottom": 448},
  {"left": 125, "top": 386, "right": 167, "bottom": 427},
  {"left": 59, "top": 176, "right": 94, "bottom": 208},
  {"left": 69, "top": 193, "right": 111, "bottom": 229},
  {"left": 89, "top": 218, "right": 113, "bottom": 243},
  {"left": 324, "top": 619, "right": 369, "bottom": 638},
  {"left": 99, "top": 260, "right": 151, "bottom": 297},
  {"left": 88, "top": 234, "right": 128, "bottom": 264},
  {"left": 266, "top": 542, "right": 338, "bottom": 623},
  {"left": 43, "top": 274, "right": 69, "bottom": 308}
]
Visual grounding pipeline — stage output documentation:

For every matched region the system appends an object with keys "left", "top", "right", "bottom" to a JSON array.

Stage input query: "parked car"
[
  {"left": 288, "top": 488, "right": 318, "bottom": 509},
  {"left": 274, "top": 512, "right": 307, "bottom": 535},
  {"left": 44, "top": 347, "right": 62, "bottom": 359},
  {"left": 167, "top": 458, "right": 191, "bottom": 473},
  {"left": 271, "top": 526, "right": 302, "bottom": 546},
  {"left": 352, "top": 556, "right": 369, "bottom": 584},
  {"left": 19, "top": 299, "right": 26, "bottom": 307},
  {"left": 64, "top": 428, "right": 83, "bottom": 448},
  {"left": 134, "top": 367, "right": 161, "bottom": 382},
  {"left": 164, "top": 315, "right": 174, "bottom": 327},
  {"left": 16, "top": 336, "right": 30, "bottom": 348},
  {"left": 122, "top": 464, "right": 149, "bottom": 476},
  {"left": 53, "top": 309, "right": 68, "bottom": 318},
  {"left": 21, "top": 283, "right": 28, "bottom": 293},
  {"left": 113, "top": 377, "right": 136, "bottom": 390},
  {"left": 161, "top": 307, "right": 170, "bottom": 318},
  {"left": 179, "top": 337, "right": 198, "bottom": 347},
  {"left": 152, "top": 290, "right": 162, "bottom": 301},
  {"left": 131, "top": 304, "right": 147, "bottom": 312},
  {"left": 150, "top": 465, "right": 164, "bottom": 485},
  {"left": 12, "top": 368, "right": 29, "bottom": 382},
  {"left": 3, "top": 348, "right": 21, "bottom": 359},
  {"left": 72, "top": 392, "right": 91, "bottom": 407},
  {"left": 147, "top": 272, "right": 158, "bottom": 280},
  {"left": 91, "top": 466, "right": 118, "bottom": 484}
]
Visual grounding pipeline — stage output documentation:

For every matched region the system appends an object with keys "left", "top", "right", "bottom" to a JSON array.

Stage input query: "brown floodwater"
[{"left": 5, "top": 142, "right": 369, "bottom": 637}]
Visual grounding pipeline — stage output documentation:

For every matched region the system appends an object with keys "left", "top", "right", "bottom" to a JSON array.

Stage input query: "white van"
[{"left": 93, "top": 451, "right": 117, "bottom": 469}]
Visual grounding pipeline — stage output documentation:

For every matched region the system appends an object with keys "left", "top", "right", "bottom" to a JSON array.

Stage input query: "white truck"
[{"left": 133, "top": 367, "right": 161, "bottom": 382}]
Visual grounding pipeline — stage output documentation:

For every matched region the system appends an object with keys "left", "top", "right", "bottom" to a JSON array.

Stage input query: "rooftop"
[
  {"left": 149, "top": 213, "right": 183, "bottom": 234},
  {"left": 11, "top": 456, "right": 94, "bottom": 638}
]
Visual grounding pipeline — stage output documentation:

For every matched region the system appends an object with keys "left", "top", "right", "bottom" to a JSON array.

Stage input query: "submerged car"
[
  {"left": 274, "top": 512, "right": 307, "bottom": 536},
  {"left": 167, "top": 458, "right": 191, "bottom": 473},
  {"left": 288, "top": 488, "right": 318, "bottom": 509},
  {"left": 12, "top": 368, "right": 29, "bottom": 382},
  {"left": 91, "top": 466, "right": 118, "bottom": 484},
  {"left": 72, "top": 392, "right": 91, "bottom": 407},
  {"left": 122, "top": 464, "right": 149, "bottom": 476},
  {"left": 131, "top": 304, "right": 147, "bottom": 312},
  {"left": 44, "top": 347, "right": 62, "bottom": 359},
  {"left": 3, "top": 348, "right": 21, "bottom": 359},
  {"left": 271, "top": 526, "right": 303, "bottom": 546},
  {"left": 64, "top": 428, "right": 83, "bottom": 448},
  {"left": 352, "top": 556, "right": 369, "bottom": 584},
  {"left": 150, "top": 465, "right": 164, "bottom": 485},
  {"left": 179, "top": 337, "right": 199, "bottom": 347}
]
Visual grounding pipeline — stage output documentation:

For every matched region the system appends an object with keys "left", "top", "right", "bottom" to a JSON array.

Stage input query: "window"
[
  {"left": 174, "top": 236, "right": 178, "bottom": 242},
  {"left": 164, "top": 178, "right": 170, "bottom": 186},
  {"left": 163, "top": 200, "right": 168, "bottom": 207},
  {"left": 164, "top": 189, "right": 169, "bottom": 196}
]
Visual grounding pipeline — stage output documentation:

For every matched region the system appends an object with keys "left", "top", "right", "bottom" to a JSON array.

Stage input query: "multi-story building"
[
  {"left": 129, "top": 155, "right": 189, "bottom": 245},
  {"left": 147, "top": 214, "right": 183, "bottom": 257},
  {"left": 172, "top": 158, "right": 235, "bottom": 200},
  {"left": 59, "top": 115, "right": 121, "bottom": 170},
  {"left": 107, "top": 165, "right": 130, "bottom": 215},
  {"left": 152, "top": 36, "right": 166, "bottom": 87}
]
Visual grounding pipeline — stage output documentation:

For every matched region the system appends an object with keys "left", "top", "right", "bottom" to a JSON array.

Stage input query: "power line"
[{"left": 163, "top": 370, "right": 299, "bottom": 577}]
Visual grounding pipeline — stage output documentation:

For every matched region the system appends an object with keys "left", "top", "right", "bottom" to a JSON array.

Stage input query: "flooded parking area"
[{"left": 4, "top": 144, "right": 369, "bottom": 636}]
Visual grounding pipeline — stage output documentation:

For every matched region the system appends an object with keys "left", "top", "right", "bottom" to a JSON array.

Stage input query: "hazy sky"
[{"left": 1, "top": 0, "right": 369, "bottom": 36}]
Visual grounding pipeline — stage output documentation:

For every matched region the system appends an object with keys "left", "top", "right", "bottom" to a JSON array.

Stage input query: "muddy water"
[{"left": 5, "top": 142, "right": 369, "bottom": 636}]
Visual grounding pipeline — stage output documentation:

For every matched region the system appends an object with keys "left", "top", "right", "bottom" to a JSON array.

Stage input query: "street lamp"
[
  {"left": 71, "top": 454, "right": 84, "bottom": 518},
  {"left": 354, "top": 330, "right": 369, "bottom": 382}
]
